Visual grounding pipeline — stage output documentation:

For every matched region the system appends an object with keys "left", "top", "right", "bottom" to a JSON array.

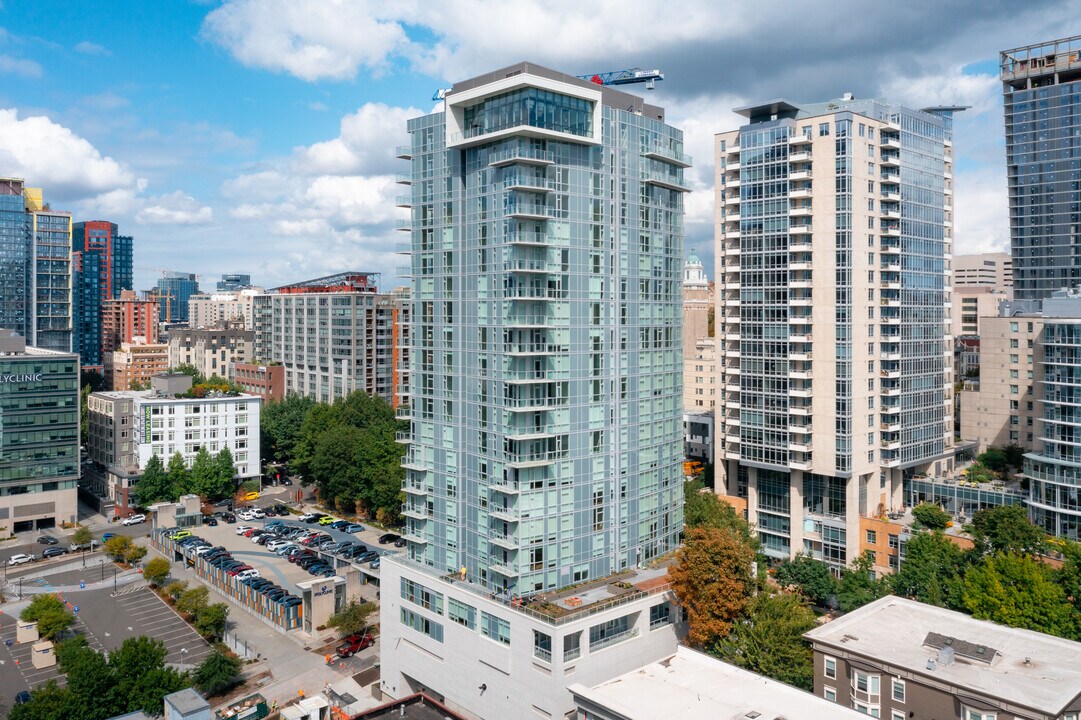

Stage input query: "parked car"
[
  {"left": 344, "top": 523, "right": 365, "bottom": 534},
  {"left": 250, "top": 508, "right": 266, "bottom": 519},
  {"left": 281, "top": 477, "right": 293, "bottom": 486},
  {"left": 101, "top": 532, "right": 116, "bottom": 543},
  {"left": 356, "top": 551, "right": 379, "bottom": 563},
  {"left": 42, "top": 546, "right": 69, "bottom": 559},
  {"left": 272, "top": 504, "right": 291, "bottom": 516},
  {"left": 7, "top": 553, "right": 35, "bottom": 566},
  {"left": 242, "top": 491, "right": 260, "bottom": 501},
  {"left": 336, "top": 633, "right": 375, "bottom": 657},
  {"left": 71, "top": 540, "right": 98, "bottom": 552},
  {"left": 378, "top": 533, "right": 401, "bottom": 544},
  {"left": 225, "top": 564, "right": 253, "bottom": 577},
  {"left": 318, "top": 516, "right": 337, "bottom": 526},
  {"left": 14, "top": 690, "right": 31, "bottom": 705},
  {"left": 302, "top": 513, "right": 325, "bottom": 524},
  {"left": 37, "top": 535, "right": 58, "bottom": 545},
  {"left": 168, "top": 530, "right": 191, "bottom": 541},
  {"left": 217, "top": 511, "right": 236, "bottom": 523},
  {"left": 329, "top": 520, "right": 350, "bottom": 530},
  {"left": 393, "top": 537, "right": 407, "bottom": 548},
  {"left": 122, "top": 513, "right": 146, "bottom": 526},
  {"left": 235, "top": 525, "right": 255, "bottom": 536},
  {"left": 202, "top": 515, "right": 218, "bottom": 526}
]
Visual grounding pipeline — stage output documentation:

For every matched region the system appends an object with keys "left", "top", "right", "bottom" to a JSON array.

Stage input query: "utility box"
[
  {"left": 31, "top": 640, "right": 55, "bottom": 669},
  {"left": 16, "top": 620, "right": 38, "bottom": 644}
]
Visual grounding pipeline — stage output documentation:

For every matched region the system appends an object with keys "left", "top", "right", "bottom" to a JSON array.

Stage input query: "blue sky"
[{"left": 0, "top": 1, "right": 1076, "bottom": 292}]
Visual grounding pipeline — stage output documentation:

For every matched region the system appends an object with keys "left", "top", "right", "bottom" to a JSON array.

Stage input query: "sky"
[{"left": 0, "top": 1, "right": 1075, "bottom": 293}]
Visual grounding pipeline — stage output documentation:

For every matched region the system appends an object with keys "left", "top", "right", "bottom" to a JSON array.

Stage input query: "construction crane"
[{"left": 431, "top": 67, "right": 663, "bottom": 101}]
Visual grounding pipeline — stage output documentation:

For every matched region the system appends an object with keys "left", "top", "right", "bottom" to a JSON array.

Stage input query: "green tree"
[
  {"left": 135, "top": 454, "right": 172, "bottom": 506},
  {"left": 837, "top": 551, "right": 890, "bottom": 613},
  {"left": 164, "top": 580, "right": 189, "bottom": 600},
  {"left": 108, "top": 636, "right": 189, "bottom": 714},
  {"left": 194, "top": 603, "right": 229, "bottom": 640},
  {"left": 144, "top": 557, "right": 171, "bottom": 587},
  {"left": 172, "top": 363, "right": 202, "bottom": 381},
  {"left": 193, "top": 648, "right": 242, "bottom": 695},
  {"left": 166, "top": 451, "right": 189, "bottom": 499},
  {"left": 177, "top": 585, "right": 210, "bottom": 616},
  {"left": 890, "top": 531, "right": 964, "bottom": 607},
  {"left": 103, "top": 535, "right": 134, "bottom": 561},
  {"left": 669, "top": 527, "right": 756, "bottom": 646},
  {"left": 71, "top": 524, "right": 93, "bottom": 547},
  {"left": 683, "top": 478, "right": 758, "bottom": 547},
  {"left": 962, "top": 552, "right": 1076, "bottom": 637},
  {"left": 970, "top": 504, "right": 1046, "bottom": 557},
  {"left": 125, "top": 545, "right": 148, "bottom": 564},
  {"left": 710, "top": 591, "right": 817, "bottom": 690},
  {"left": 80, "top": 383, "right": 92, "bottom": 446},
  {"left": 976, "top": 447, "right": 1009, "bottom": 473},
  {"left": 189, "top": 447, "right": 218, "bottom": 497},
  {"left": 773, "top": 553, "right": 837, "bottom": 607},
  {"left": 56, "top": 636, "right": 114, "bottom": 720},
  {"left": 212, "top": 447, "right": 238, "bottom": 500},
  {"left": 8, "top": 679, "right": 74, "bottom": 720},
  {"left": 1003, "top": 443, "right": 1026, "bottom": 470},
  {"left": 328, "top": 597, "right": 376, "bottom": 637},
  {"left": 1057, "top": 540, "right": 1081, "bottom": 614},
  {"left": 20, "top": 594, "right": 74, "bottom": 639},
  {"left": 911, "top": 502, "right": 951, "bottom": 530},
  {"left": 260, "top": 393, "right": 316, "bottom": 465}
]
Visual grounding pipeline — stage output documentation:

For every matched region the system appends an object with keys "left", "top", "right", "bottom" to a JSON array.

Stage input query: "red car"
[
  {"left": 244, "top": 528, "right": 260, "bottom": 538},
  {"left": 225, "top": 564, "right": 252, "bottom": 576},
  {"left": 336, "top": 633, "right": 375, "bottom": 657},
  {"left": 290, "top": 551, "right": 314, "bottom": 564}
]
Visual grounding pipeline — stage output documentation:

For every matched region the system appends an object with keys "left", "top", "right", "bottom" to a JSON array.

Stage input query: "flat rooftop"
[
  {"left": 805, "top": 595, "right": 1081, "bottom": 715},
  {"left": 351, "top": 693, "right": 469, "bottom": 720},
  {"left": 570, "top": 646, "right": 865, "bottom": 720}
]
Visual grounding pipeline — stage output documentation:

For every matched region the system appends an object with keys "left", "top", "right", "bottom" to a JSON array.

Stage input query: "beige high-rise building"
[
  {"left": 188, "top": 288, "right": 263, "bottom": 330},
  {"left": 953, "top": 251, "right": 1013, "bottom": 288},
  {"left": 952, "top": 286, "right": 1011, "bottom": 337},
  {"left": 167, "top": 323, "right": 254, "bottom": 380},
  {"left": 714, "top": 96, "right": 956, "bottom": 566}
]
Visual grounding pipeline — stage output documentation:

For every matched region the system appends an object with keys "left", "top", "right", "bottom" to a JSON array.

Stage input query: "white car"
[
  {"left": 236, "top": 510, "right": 254, "bottom": 521},
  {"left": 122, "top": 513, "right": 146, "bottom": 526},
  {"left": 236, "top": 569, "right": 260, "bottom": 581},
  {"left": 250, "top": 508, "right": 266, "bottom": 519},
  {"left": 298, "top": 512, "right": 318, "bottom": 522},
  {"left": 236, "top": 525, "right": 255, "bottom": 536},
  {"left": 7, "top": 553, "right": 35, "bottom": 566},
  {"left": 265, "top": 539, "right": 289, "bottom": 552}
]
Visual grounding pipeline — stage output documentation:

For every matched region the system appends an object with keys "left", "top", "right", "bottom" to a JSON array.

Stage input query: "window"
[
  {"left": 891, "top": 712, "right": 905, "bottom": 720},
  {"left": 824, "top": 656, "right": 837, "bottom": 679},
  {"left": 819, "top": 122, "right": 830, "bottom": 136},
  {"left": 533, "top": 630, "right": 552, "bottom": 662},
  {"left": 401, "top": 578, "right": 444, "bottom": 614},
  {"left": 853, "top": 702, "right": 880, "bottom": 717},
  {"left": 964, "top": 711, "right": 996, "bottom": 720},
  {"left": 854, "top": 671, "right": 880, "bottom": 695},
  {"left": 891, "top": 678, "right": 905, "bottom": 702},
  {"left": 824, "top": 687, "right": 837, "bottom": 702},
  {"left": 649, "top": 602, "right": 672, "bottom": 628},
  {"left": 563, "top": 632, "right": 582, "bottom": 662},
  {"left": 448, "top": 597, "right": 475, "bottom": 629},
  {"left": 866, "top": 530, "right": 877, "bottom": 545},
  {"left": 481, "top": 612, "right": 510, "bottom": 645},
  {"left": 400, "top": 608, "right": 443, "bottom": 642},
  {"left": 589, "top": 614, "right": 633, "bottom": 651}
]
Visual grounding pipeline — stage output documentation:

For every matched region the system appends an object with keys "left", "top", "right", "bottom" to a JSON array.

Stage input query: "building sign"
[
  {"left": 143, "top": 406, "right": 151, "bottom": 443},
  {"left": 314, "top": 584, "right": 334, "bottom": 597},
  {"left": 0, "top": 373, "right": 43, "bottom": 383}
]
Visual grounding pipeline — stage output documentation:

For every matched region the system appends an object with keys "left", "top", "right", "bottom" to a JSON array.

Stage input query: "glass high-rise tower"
[
  {"left": 1001, "top": 36, "right": 1081, "bottom": 300},
  {"left": 156, "top": 271, "right": 199, "bottom": 323},
  {"left": 73, "top": 220, "right": 134, "bottom": 369},
  {"left": 398, "top": 63, "right": 687, "bottom": 595}
]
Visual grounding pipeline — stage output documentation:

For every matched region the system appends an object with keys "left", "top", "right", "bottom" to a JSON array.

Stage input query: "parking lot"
[{"left": 0, "top": 584, "right": 210, "bottom": 699}]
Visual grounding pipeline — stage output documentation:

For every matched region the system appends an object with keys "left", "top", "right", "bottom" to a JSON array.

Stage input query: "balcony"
[
  {"left": 395, "top": 144, "right": 412, "bottom": 159},
  {"left": 790, "top": 333, "right": 813, "bottom": 343},
  {"left": 505, "top": 231, "right": 550, "bottom": 246},
  {"left": 788, "top": 424, "right": 811, "bottom": 435},
  {"left": 789, "top": 261, "right": 813, "bottom": 271},
  {"left": 790, "top": 386, "right": 813, "bottom": 398},
  {"left": 881, "top": 225, "right": 901, "bottom": 237},
  {"left": 881, "top": 137, "right": 900, "bottom": 150},
  {"left": 490, "top": 562, "right": 519, "bottom": 577},
  {"left": 789, "top": 205, "right": 813, "bottom": 218},
  {"left": 490, "top": 507, "right": 519, "bottom": 522},
  {"left": 489, "top": 482, "right": 521, "bottom": 495},
  {"left": 643, "top": 170, "right": 691, "bottom": 192},
  {"left": 395, "top": 219, "right": 412, "bottom": 232},
  {"left": 789, "top": 150, "right": 812, "bottom": 163},
  {"left": 402, "top": 506, "right": 429, "bottom": 521},
  {"left": 395, "top": 172, "right": 412, "bottom": 185},
  {"left": 725, "top": 177, "right": 741, "bottom": 189},
  {"left": 790, "top": 405, "right": 812, "bottom": 416},
  {"left": 881, "top": 171, "right": 900, "bottom": 184},
  {"left": 881, "top": 152, "right": 901, "bottom": 167},
  {"left": 789, "top": 134, "right": 812, "bottom": 146},
  {"left": 790, "top": 241, "right": 812, "bottom": 252},
  {"left": 789, "top": 223, "right": 812, "bottom": 235},
  {"left": 489, "top": 533, "right": 519, "bottom": 550},
  {"left": 789, "top": 188, "right": 813, "bottom": 200},
  {"left": 643, "top": 144, "right": 693, "bottom": 168},
  {"left": 395, "top": 195, "right": 412, "bottom": 208},
  {"left": 725, "top": 212, "right": 741, "bottom": 223},
  {"left": 403, "top": 484, "right": 430, "bottom": 496},
  {"left": 790, "top": 457, "right": 813, "bottom": 471},
  {"left": 506, "top": 202, "right": 553, "bottom": 220},
  {"left": 725, "top": 161, "right": 741, "bottom": 172},
  {"left": 395, "top": 431, "right": 413, "bottom": 444},
  {"left": 881, "top": 190, "right": 901, "bottom": 202},
  {"left": 789, "top": 169, "right": 812, "bottom": 181},
  {"left": 505, "top": 260, "right": 557, "bottom": 274},
  {"left": 489, "top": 147, "right": 556, "bottom": 167},
  {"left": 394, "top": 242, "right": 411, "bottom": 254}
]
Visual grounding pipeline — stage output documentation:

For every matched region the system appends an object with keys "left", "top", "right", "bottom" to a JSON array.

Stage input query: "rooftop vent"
[
  {"left": 843, "top": 92, "right": 855, "bottom": 101},
  {"left": 938, "top": 646, "right": 955, "bottom": 666}
]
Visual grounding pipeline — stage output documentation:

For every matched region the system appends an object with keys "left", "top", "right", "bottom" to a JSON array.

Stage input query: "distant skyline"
[{"left": 0, "top": 1, "right": 1075, "bottom": 291}]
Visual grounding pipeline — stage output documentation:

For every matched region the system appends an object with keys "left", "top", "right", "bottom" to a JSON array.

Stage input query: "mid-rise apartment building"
[
  {"left": 232, "top": 362, "right": 285, "bottom": 403},
  {"left": 72, "top": 220, "right": 134, "bottom": 369},
  {"left": 106, "top": 341, "right": 169, "bottom": 391},
  {"left": 167, "top": 323, "right": 253, "bottom": 380},
  {"left": 87, "top": 372, "right": 261, "bottom": 509},
  {"left": 1001, "top": 36, "right": 1081, "bottom": 299},
  {"left": 807, "top": 595, "right": 1081, "bottom": 720},
  {"left": 188, "top": 288, "right": 263, "bottom": 330},
  {"left": 252, "top": 273, "right": 406, "bottom": 404},
  {"left": 714, "top": 96, "right": 956, "bottom": 566},
  {"left": 0, "top": 178, "right": 73, "bottom": 353},
  {"left": 0, "top": 331, "right": 79, "bottom": 533},
  {"left": 382, "top": 61, "right": 687, "bottom": 720},
  {"left": 102, "top": 290, "right": 159, "bottom": 356}
]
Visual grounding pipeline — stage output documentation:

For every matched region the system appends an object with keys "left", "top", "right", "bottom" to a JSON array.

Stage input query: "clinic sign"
[{"left": 0, "top": 373, "right": 43, "bottom": 383}]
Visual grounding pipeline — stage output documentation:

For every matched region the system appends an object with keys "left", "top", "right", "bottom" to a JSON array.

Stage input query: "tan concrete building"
[
  {"left": 106, "top": 342, "right": 169, "bottom": 390},
  {"left": 953, "top": 251, "right": 1013, "bottom": 288},
  {"left": 188, "top": 288, "right": 263, "bottom": 330},
  {"left": 684, "top": 337, "right": 716, "bottom": 412},
  {"left": 714, "top": 97, "right": 954, "bottom": 566},
  {"left": 167, "top": 323, "right": 253, "bottom": 380},
  {"left": 952, "top": 285, "right": 1011, "bottom": 338}
]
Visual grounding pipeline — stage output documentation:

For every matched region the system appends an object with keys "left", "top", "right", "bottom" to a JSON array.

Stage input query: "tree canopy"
[
  {"left": 889, "top": 530, "right": 963, "bottom": 607},
  {"left": 328, "top": 597, "right": 377, "bottom": 637},
  {"left": 261, "top": 394, "right": 317, "bottom": 465},
  {"left": 20, "top": 594, "right": 74, "bottom": 640},
  {"left": 193, "top": 649, "right": 242, "bottom": 696},
  {"left": 711, "top": 591, "right": 819, "bottom": 690},
  {"left": 962, "top": 552, "right": 1076, "bottom": 637},
  {"left": 911, "top": 502, "right": 951, "bottom": 530},
  {"left": 669, "top": 527, "right": 756, "bottom": 646},
  {"left": 774, "top": 553, "right": 837, "bottom": 607},
  {"left": 683, "top": 478, "right": 758, "bottom": 548},
  {"left": 970, "top": 504, "right": 1046, "bottom": 556}
]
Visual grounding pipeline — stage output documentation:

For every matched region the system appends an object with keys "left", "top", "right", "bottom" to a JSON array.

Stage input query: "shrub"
[{"left": 912, "top": 503, "right": 951, "bottom": 531}]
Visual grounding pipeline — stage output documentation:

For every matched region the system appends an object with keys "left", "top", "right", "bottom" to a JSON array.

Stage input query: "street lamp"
[{"left": 180, "top": 647, "right": 188, "bottom": 673}]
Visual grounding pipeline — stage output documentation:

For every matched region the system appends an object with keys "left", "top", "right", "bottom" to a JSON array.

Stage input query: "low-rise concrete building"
[
  {"left": 806, "top": 595, "right": 1081, "bottom": 720},
  {"left": 167, "top": 323, "right": 253, "bottom": 380},
  {"left": 232, "top": 362, "right": 285, "bottom": 403},
  {"left": 571, "top": 645, "right": 866, "bottom": 720},
  {"left": 379, "top": 554, "right": 684, "bottom": 720}
]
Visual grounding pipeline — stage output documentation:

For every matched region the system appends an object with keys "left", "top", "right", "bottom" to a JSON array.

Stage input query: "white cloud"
[
  {"left": 0, "top": 108, "right": 135, "bottom": 199},
  {"left": 293, "top": 102, "right": 422, "bottom": 176},
  {"left": 201, "top": 0, "right": 407, "bottom": 81},
  {"left": 303, "top": 175, "right": 397, "bottom": 226},
  {"left": 0, "top": 54, "right": 42, "bottom": 78},
  {"left": 222, "top": 171, "right": 290, "bottom": 202},
  {"left": 73, "top": 41, "right": 110, "bottom": 56},
  {"left": 136, "top": 191, "right": 214, "bottom": 225}
]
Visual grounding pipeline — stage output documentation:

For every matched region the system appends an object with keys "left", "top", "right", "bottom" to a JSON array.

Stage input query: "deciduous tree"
[
  {"left": 166, "top": 451, "right": 189, "bottom": 499},
  {"left": 20, "top": 594, "right": 74, "bottom": 639},
  {"left": 962, "top": 552, "right": 1076, "bottom": 637},
  {"left": 328, "top": 597, "right": 376, "bottom": 637},
  {"left": 889, "top": 531, "right": 963, "bottom": 607},
  {"left": 911, "top": 502, "right": 951, "bottom": 530},
  {"left": 194, "top": 603, "right": 229, "bottom": 640},
  {"left": 970, "top": 504, "right": 1046, "bottom": 556},
  {"left": 774, "top": 553, "right": 837, "bottom": 607},
  {"left": 669, "top": 527, "right": 756, "bottom": 646},
  {"left": 193, "top": 648, "right": 242, "bottom": 695},
  {"left": 144, "top": 557, "right": 171, "bottom": 587},
  {"left": 710, "top": 591, "right": 817, "bottom": 690},
  {"left": 837, "top": 551, "right": 890, "bottom": 613},
  {"left": 683, "top": 479, "right": 757, "bottom": 548},
  {"left": 135, "top": 454, "right": 171, "bottom": 506}
]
